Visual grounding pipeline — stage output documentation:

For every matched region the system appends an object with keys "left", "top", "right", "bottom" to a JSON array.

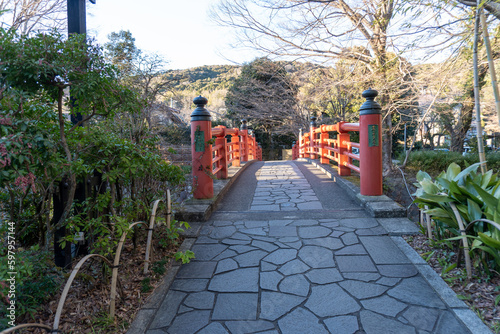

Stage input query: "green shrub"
[
  {"left": 403, "top": 150, "right": 500, "bottom": 176},
  {"left": 413, "top": 162, "right": 500, "bottom": 275},
  {"left": 0, "top": 246, "right": 64, "bottom": 330}
]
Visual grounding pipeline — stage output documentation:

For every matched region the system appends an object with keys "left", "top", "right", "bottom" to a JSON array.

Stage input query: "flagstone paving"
[{"left": 139, "top": 161, "right": 482, "bottom": 334}]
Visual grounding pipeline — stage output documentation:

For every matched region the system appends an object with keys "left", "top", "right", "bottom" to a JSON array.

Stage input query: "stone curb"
[
  {"left": 174, "top": 160, "right": 256, "bottom": 222},
  {"left": 127, "top": 237, "right": 198, "bottom": 334}
]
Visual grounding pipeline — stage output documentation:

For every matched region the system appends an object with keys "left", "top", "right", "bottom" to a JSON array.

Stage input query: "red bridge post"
[
  {"left": 359, "top": 89, "right": 383, "bottom": 196},
  {"left": 240, "top": 120, "right": 248, "bottom": 162},
  {"left": 190, "top": 96, "right": 213, "bottom": 199},
  {"left": 298, "top": 129, "right": 304, "bottom": 158},
  {"left": 309, "top": 116, "right": 317, "bottom": 160}
]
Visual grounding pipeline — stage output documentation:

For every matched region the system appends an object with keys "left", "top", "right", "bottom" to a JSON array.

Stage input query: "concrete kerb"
[
  {"left": 300, "top": 158, "right": 491, "bottom": 333},
  {"left": 174, "top": 160, "right": 257, "bottom": 222}
]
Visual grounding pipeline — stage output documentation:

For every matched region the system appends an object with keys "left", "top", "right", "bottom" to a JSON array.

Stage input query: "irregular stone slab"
[
  {"left": 244, "top": 220, "right": 269, "bottom": 228},
  {"left": 263, "top": 249, "right": 298, "bottom": 265},
  {"left": 282, "top": 240, "right": 302, "bottom": 249},
  {"left": 335, "top": 244, "right": 367, "bottom": 255},
  {"left": 240, "top": 227, "right": 268, "bottom": 236},
  {"left": 269, "top": 226, "right": 297, "bottom": 237},
  {"left": 339, "top": 280, "right": 388, "bottom": 299},
  {"left": 230, "top": 245, "right": 257, "bottom": 254},
  {"left": 170, "top": 279, "right": 209, "bottom": 292},
  {"left": 215, "top": 258, "right": 238, "bottom": 274},
  {"left": 221, "top": 238, "right": 252, "bottom": 245},
  {"left": 336, "top": 255, "right": 377, "bottom": 272},
  {"left": 279, "top": 259, "right": 310, "bottom": 275},
  {"left": 268, "top": 220, "right": 293, "bottom": 226},
  {"left": 343, "top": 273, "right": 380, "bottom": 282},
  {"left": 198, "top": 322, "right": 229, "bottom": 334},
  {"left": 340, "top": 217, "right": 379, "bottom": 229},
  {"left": 278, "top": 308, "right": 328, "bottom": 334},
  {"left": 299, "top": 246, "right": 335, "bottom": 268},
  {"left": 360, "top": 310, "right": 416, "bottom": 334},
  {"left": 234, "top": 250, "right": 268, "bottom": 267},
  {"left": 167, "top": 310, "right": 211, "bottom": 334},
  {"left": 225, "top": 320, "right": 275, "bottom": 334},
  {"left": 306, "top": 268, "right": 343, "bottom": 284},
  {"left": 252, "top": 240, "right": 279, "bottom": 252},
  {"left": 361, "top": 295, "right": 407, "bottom": 317},
  {"left": 402, "top": 305, "right": 441, "bottom": 331},
  {"left": 212, "top": 293, "right": 258, "bottom": 320},
  {"left": 177, "top": 261, "right": 216, "bottom": 279},
  {"left": 359, "top": 236, "right": 410, "bottom": 264},
  {"left": 324, "top": 315, "right": 359, "bottom": 334},
  {"left": 183, "top": 291, "right": 215, "bottom": 310},
  {"left": 387, "top": 276, "right": 446, "bottom": 309},
  {"left": 210, "top": 225, "right": 237, "bottom": 239},
  {"left": 298, "top": 226, "right": 332, "bottom": 238},
  {"left": 279, "top": 274, "right": 310, "bottom": 296},
  {"left": 290, "top": 219, "right": 319, "bottom": 226},
  {"left": 261, "top": 261, "right": 278, "bottom": 272},
  {"left": 377, "top": 264, "right": 418, "bottom": 278},
  {"left": 303, "top": 237, "right": 344, "bottom": 250},
  {"left": 305, "top": 284, "right": 360, "bottom": 317},
  {"left": 376, "top": 277, "right": 401, "bottom": 286},
  {"left": 199, "top": 225, "right": 214, "bottom": 236},
  {"left": 209, "top": 268, "right": 259, "bottom": 292},
  {"left": 341, "top": 232, "right": 359, "bottom": 245},
  {"left": 191, "top": 244, "right": 228, "bottom": 261},
  {"left": 260, "top": 291, "right": 305, "bottom": 321},
  {"left": 148, "top": 290, "right": 186, "bottom": 328},
  {"left": 196, "top": 236, "right": 219, "bottom": 244},
  {"left": 212, "top": 249, "right": 238, "bottom": 261},
  {"left": 231, "top": 232, "right": 253, "bottom": 241},
  {"left": 278, "top": 237, "right": 300, "bottom": 243},
  {"left": 178, "top": 305, "right": 193, "bottom": 314},
  {"left": 260, "top": 271, "right": 283, "bottom": 291}
]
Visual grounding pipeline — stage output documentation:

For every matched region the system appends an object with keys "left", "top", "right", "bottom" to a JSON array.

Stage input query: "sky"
[{"left": 86, "top": 0, "right": 261, "bottom": 70}]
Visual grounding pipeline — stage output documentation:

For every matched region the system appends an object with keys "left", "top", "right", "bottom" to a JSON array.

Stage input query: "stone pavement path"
[
  {"left": 143, "top": 161, "right": 473, "bottom": 334},
  {"left": 251, "top": 162, "right": 322, "bottom": 211}
]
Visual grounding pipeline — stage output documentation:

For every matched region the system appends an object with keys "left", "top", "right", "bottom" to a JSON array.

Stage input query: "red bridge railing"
[
  {"left": 190, "top": 96, "right": 262, "bottom": 199},
  {"left": 292, "top": 89, "right": 383, "bottom": 196}
]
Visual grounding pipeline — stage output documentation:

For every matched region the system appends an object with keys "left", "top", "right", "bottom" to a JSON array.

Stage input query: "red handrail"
[
  {"left": 210, "top": 125, "right": 262, "bottom": 180},
  {"left": 292, "top": 107, "right": 381, "bottom": 196}
]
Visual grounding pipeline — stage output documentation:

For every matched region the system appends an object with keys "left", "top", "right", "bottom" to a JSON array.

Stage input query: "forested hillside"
[{"left": 162, "top": 65, "right": 241, "bottom": 123}]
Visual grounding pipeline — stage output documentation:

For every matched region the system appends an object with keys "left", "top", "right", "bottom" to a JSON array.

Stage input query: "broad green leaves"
[{"left": 414, "top": 162, "right": 500, "bottom": 273}]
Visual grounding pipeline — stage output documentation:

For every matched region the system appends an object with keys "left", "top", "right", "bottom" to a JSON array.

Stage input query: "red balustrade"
[
  {"left": 191, "top": 98, "right": 262, "bottom": 199},
  {"left": 292, "top": 89, "right": 383, "bottom": 196}
]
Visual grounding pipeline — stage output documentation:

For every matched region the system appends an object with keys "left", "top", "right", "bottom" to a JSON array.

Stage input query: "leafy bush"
[
  {"left": 0, "top": 245, "right": 63, "bottom": 330},
  {"left": 404, "top": 150, "right": 500, "bottom": 176},
  {"left": 414, "top": 162, "right": 500, "bottom": 275}
]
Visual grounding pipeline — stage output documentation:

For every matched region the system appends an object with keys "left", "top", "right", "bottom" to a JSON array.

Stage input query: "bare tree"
[
  {"left": 212, "top": 0, "right": 418, "bottom": 173},
  {"left": 456, "top": 0, "right": 500, "bottom": 21},
  {"left": 226, "top": 57, "right": 308, "bottom": 135},
  {"left": 0, "top": 0, "right": 66, "bottom": 34}
]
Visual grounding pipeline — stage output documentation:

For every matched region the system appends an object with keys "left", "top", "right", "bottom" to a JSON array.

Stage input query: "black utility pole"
[{"left": 53, "top": 0, "right": 95, "bottom": 268}]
